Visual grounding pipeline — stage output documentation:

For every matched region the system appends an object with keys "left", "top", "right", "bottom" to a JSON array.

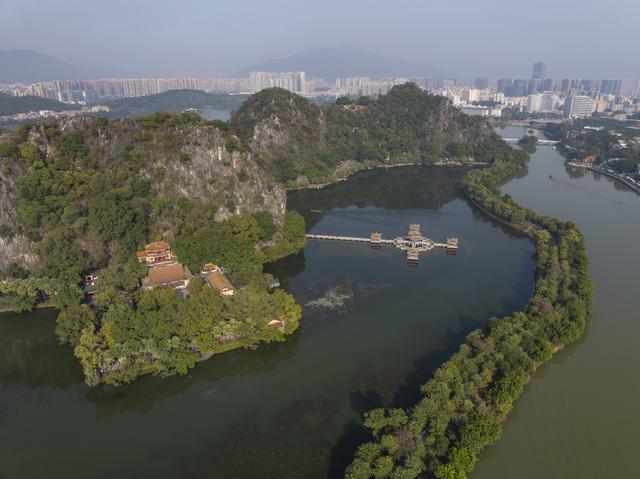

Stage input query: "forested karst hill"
[
  {"left": 0, "top": 112, "right": 285, "bottom": 275},
  {"left": 230, "top": 84, "right": 506, "bottom": 184}
]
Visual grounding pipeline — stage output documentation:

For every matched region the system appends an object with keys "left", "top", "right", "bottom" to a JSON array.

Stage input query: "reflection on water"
[
  {"left": 287, "top": 165, "right": 466, "bottom": 230},
  {"left": 0, "top": 308, "right": 81, "bottom": 389},
  {"left": 0, "top": 166, "right": 535, "bottom": 479}
]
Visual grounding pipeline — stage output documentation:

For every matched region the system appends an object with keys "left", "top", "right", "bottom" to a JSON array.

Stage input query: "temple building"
[
  {"left": 200, "top": 263, "right": 235, "bottom": 296},
  {"left": 142, "top": 262, "right": 193, "bottom": 290},
  {"left": 136, "top": 241, "right": 177, "bottom": 266},
  {"left": 84, "top": 271, "right": 102, "bottom": 297}
]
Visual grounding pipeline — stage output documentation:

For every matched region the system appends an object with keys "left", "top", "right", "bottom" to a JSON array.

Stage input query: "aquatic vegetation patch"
[{"left": 306, "top": 286, "right": 353, "bottom": 310}]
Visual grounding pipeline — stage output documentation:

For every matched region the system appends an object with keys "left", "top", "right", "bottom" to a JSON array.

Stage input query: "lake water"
[
  {"left": 472, "top": 126, "right": 640, "bottom": 478},
  {"left": 198, "top": 108, "right": 231, "bottom": 121},
  {"left": 0, "top": 166, "right": 536, "bottom": 478}
]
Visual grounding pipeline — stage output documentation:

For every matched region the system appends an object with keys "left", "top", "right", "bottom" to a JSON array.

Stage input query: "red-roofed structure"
[{"left": 136, "top": 241, "right": 177, "bottom": 266}]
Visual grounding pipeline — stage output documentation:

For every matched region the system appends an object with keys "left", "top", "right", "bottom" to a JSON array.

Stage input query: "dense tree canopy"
[
  {"left": 545, "top": 119, "right": 640, "bottom": 172},
  {"left": 231, "top": 84, "right": 506, "bottom": 184},
  {"left": 66, "top": 281, "right": 301, "bottom": 386}
]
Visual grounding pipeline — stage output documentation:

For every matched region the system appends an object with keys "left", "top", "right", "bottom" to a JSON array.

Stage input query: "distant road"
[{"left": 504, "top": 138, "right": 560, "bottom": 146}]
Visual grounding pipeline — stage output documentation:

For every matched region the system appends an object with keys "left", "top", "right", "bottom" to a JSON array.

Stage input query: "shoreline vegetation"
[
  {"left": 288, "top": 159, "right": 490, "bottom": 192},
  {"left": 567, "top": 161, "right": 640, "bottom": 193},
  {"left": 542, "top": 120, "right": 640, "bottom": 194},
  {"left": 345, "top": 140, "right": 593, "bottom": 478}
]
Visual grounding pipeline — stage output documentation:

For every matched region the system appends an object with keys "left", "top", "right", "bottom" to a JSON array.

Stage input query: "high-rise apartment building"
[
  {"left": 563, "top": 95, "right": 594, "bottom": 118},
  {"left": 541, "top": 78, "right": 555, "bottom": 92},
  {"left": 411, "top": 77, "right": 436, "bottom": 91},
  {"left": 527, "top": 93, "right": 560, "bottom": 113},
  {"left": 497, "top": 79, "right": 513, "bottom": 95},
  {"left": 249, "top": 71, "right": 306, "bottom": 93},
  {"left": 528, "top": 79, "right": 542, "bottom": 94},
  {"left": 49, "top": 77, "right": 250, "bottom": 101},
  {"left": 532, "top": 62, "right": 547, "bottom": 80},
  {"left": 511, "top": 79, "right": 529, "bottom": 97},
  {"left": 527, "top": 94, "right": 543, "bottom": 113},
  {"left": 461, "top": 88, "right": 480, "bottom": 103},
  {"left": 474, "top": 78, "right": 489, "bottom": 90},
  {"left": 600, "top": 79, "right": 623, "bottom": 96}
]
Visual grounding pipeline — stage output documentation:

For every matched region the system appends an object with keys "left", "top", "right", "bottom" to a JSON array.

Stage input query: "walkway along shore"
[{"left": 567, "top": 162, "right": 640, "bottom": 194}]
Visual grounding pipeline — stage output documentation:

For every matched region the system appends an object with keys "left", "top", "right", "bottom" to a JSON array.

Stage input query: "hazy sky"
[{"left": 1, "top": 0, "right": 638, "bottom": 79}]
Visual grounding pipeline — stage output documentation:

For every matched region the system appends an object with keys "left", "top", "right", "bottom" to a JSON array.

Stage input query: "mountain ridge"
[
  {"left": 0, "top": 49, "right": 121, "bottom": 84},
  {"left": 234, "top": 45, "right": 449, "bottom": 80}
]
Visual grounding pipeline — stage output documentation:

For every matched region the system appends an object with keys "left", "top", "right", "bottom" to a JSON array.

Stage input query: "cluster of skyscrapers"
[
  {"left": 2, "top": 61, "right": 638, "bottom": 121},
  {"left": 8, "top": 77, "right": 250, "bottom": 103},
  {"left": 477, "top": 62, "right": 638, "bottom": 98}
]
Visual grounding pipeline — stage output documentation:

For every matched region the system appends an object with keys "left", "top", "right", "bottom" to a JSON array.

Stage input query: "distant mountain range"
[
  {"left": 0, "top": 49, "right": 118, "bottom": 84},
  {"left": 235, "top": 46, "right": 448, "bottom": 80},
  {"left": 1, "top": 46, "right": 447, "bottom": 85}
]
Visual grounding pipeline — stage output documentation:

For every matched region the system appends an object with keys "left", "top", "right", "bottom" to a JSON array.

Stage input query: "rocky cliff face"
[
  {"left": 28, "top": 117, "right": 286, "bottom": 224},
  {"left": 0, "top": 163, "right": 39, "bottom": 269},
  {"left": 0, "top": 115, "right": 286, "bottom": 271},
  {"left": 146, "top": 126, "right": 285, "bottom": 224},
  {"left": 230, "top": 88, "right": 327, "bottom": 183}
]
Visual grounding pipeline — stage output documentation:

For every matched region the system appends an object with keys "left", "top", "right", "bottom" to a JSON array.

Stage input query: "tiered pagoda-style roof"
[
  {"left": 369, "top": 232, "right": 383, "bottom": 243},
  {"left": 407, "top": 223, "right": 423, "bottom": 242}
]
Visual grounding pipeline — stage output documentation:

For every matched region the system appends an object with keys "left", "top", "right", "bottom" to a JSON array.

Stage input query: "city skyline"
[{"left": 1, "top": 0, "right": 639, "bottom": 79}]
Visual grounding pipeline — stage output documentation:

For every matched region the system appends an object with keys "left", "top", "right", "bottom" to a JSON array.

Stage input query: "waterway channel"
[
  {"left": 0, "top": 165, "right": 535, "bottom": 478},
  {"left": 473, "top": 126, "right": 640, "bottom": 478}
]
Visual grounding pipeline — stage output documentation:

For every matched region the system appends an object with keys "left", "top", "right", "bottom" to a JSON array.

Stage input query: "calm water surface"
[
  {"left": 473, "top": 126, "right": 640, "bottom": 478},
  {"left": 198, "top": 108, "right": 231, "bottom": 121},
  {"left": 0, "top": 166, "right": 535, "bottom": 478}
]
